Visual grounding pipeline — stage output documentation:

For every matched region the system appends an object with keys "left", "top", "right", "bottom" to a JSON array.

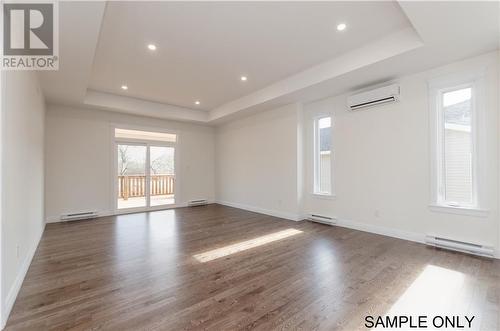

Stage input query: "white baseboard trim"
[
  {"left": 303, "top": 213, "right": 499, "bottom": 259},
  {"left": 45, "top": 204, "right": 499, "bottom": 257},
  {"left": 2, "top": 222, "right": 46, "bottom": 329},
  {"left": 216, "top": 200, "right": 301, "bottom": 222},
  {"left": 335, "top": 217, "right": 425, "bottom": 245},
  {"left": 298, "top": 212, "right": 425, "bottom": 244},
  {"left": 45, "top": 210, "right": 114, "bottom": 223},
  {"left": 45, "top": 201, "right": 216, "bottom": 224}
]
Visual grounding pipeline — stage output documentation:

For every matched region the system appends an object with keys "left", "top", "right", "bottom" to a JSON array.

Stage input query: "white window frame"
[
  {"left": 313, "top": 115, "right": 334, "bottom": 197},
  {"left": 428, "top": 70, "right": 488, "bottom": 216}
]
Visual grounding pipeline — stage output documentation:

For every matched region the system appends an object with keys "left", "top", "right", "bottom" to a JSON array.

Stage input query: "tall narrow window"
[
  {"left": 314, "top": 116, "right": 332, "bottom": 195},
  {"left": 430, "top": 74, "right": 484, "bottom": 211},
  {"left": 442, "top": 87, "right": 473, "bottom": 206}
]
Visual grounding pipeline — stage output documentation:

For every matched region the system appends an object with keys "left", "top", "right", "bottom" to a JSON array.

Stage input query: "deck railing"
[{"left": 118, "top": 175, "right": 174, "bottom": 200}]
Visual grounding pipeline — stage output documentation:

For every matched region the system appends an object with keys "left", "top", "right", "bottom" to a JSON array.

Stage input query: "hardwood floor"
[{"left": 5, "top": 204, "right": 500, "bottom": 330}]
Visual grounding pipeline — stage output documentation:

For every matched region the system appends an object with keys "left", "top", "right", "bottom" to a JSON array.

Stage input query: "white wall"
[
  {"left": 1, "top": 71, "right": 46, "bottom": 327},
  {"left": 215, "top": 104, "right": 302, "bottom": 220},
  {"left": 214, "top": 51, "right": 499, "bottom": 255},
  {"left": 303, "top": 51, "right": 499, "bottom": 252},
  {"left": 45, "top": 105, "right": 215, "bottom": 220}
]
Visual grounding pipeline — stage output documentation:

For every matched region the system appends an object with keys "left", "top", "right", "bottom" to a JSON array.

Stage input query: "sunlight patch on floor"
[
  {"left": 193, "top": 228, "right": 303, "bottom": 262},
  {"left": 378, "top": 264, "right": 469, "bottom": 330}
]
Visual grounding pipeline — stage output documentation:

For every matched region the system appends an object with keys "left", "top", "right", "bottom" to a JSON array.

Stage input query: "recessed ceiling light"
[
  {"left": 240, "top": 76, "right": 248, "bottom": 81},
  {"left": 336, "top": 23, "right": 347, "bottom": 31},
  {"left": 121, "top": 85, "right": 128, "bottom": 90},
  {"left": 195, "top": 101, "right": 200, "bottom": 105},
  {"left": 147, "top": 44, "right": 157, "bottom": 51}
]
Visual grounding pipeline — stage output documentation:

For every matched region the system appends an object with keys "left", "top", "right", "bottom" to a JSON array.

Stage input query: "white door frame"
[{"left": 112, "top": 132, "right": 179, "bottom": 214}]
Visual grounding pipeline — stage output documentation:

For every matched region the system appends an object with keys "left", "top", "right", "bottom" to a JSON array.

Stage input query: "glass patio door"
[
  {"left": 117, "top": 144, "right": 147, "bottom": 210},
  {"left": 116, "top": 143, "right": 175, "bottom": 211},
  {"left": 149, "top": 146, "right": 175, "bottom": 207}
]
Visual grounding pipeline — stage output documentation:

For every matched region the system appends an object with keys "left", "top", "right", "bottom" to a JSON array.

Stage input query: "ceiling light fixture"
[
  {"left": 195, "top": 101, "right": 200, "bottom": 105},
  {"left": 121, "top": 85, "right": 128, "bottom": 90},
  {"left": 240, "top": 76, "right": 248, "bottom": 81},
  {"left": 147, "top": 44, "right": 157, "bottom": 51},
  {"left": 336, "top": 23, "right": 347, "bottom": 31}
]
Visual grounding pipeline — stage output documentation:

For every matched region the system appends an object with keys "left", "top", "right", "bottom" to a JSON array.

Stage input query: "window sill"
[
  {"left": 428, "top": 204, "right": 489, "bottom": 218},
  {"left": 312, "top": 193, "right": 336, "bottom": 200}
]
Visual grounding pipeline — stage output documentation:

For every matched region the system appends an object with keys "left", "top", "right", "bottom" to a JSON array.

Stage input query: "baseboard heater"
[
  {"left": 188, "top": 199, "right": 208, "bottom": 207},
  {"left": 60, "top": 211, "right": 99, "bottom": 221},
  {"left": 307, "top": 214, "right": 337, "bottom": 226},
  {"left": 425, "top": 235, "right": 494, "bottom": 258}
]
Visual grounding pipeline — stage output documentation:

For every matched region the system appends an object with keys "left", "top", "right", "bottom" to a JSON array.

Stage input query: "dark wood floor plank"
[{"left": 5, "top": 204, "right": 500, "bottom": 330}]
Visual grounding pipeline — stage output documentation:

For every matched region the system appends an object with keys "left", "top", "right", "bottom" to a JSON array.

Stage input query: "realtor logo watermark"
[{"left": 1, "top": 1, "right": 58, "bottom": 70}]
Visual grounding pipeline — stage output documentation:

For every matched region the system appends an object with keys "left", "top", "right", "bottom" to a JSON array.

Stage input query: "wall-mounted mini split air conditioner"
[
  {"left": 307, "top": 214, "right": 337, "bottom": 226},
  {"left": 347, "top": 84, "right": 400, "bottom": 111},
  {"left": 60, "top": 211, "right": 98, "bottom": 221},
  {"left": 425, "top": 235, "right": 494, "bottom": 258}
]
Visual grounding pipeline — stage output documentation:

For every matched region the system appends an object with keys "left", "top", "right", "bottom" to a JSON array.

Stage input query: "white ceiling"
[
  {"left": 89, "top": 1, "right": 410, "bottom": 110},
  {"left": 39, "top": 1, "right": 500, "bottom": 124}
]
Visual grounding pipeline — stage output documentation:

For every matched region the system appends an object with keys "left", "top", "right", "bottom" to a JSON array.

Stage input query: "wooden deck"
[{"left": 117, "top": 194, "right": 175, "bottom": 209}]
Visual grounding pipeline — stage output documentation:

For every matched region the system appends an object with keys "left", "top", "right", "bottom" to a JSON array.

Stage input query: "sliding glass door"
[
  {"left": 117, "top": 144, "right": 147, "bottom": 209},
  {"left": 116, "top": 143, "right": 175, "bottom": 211},
  {"left": 149, "top": 146, "right": 175, "bottom": 207}
]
